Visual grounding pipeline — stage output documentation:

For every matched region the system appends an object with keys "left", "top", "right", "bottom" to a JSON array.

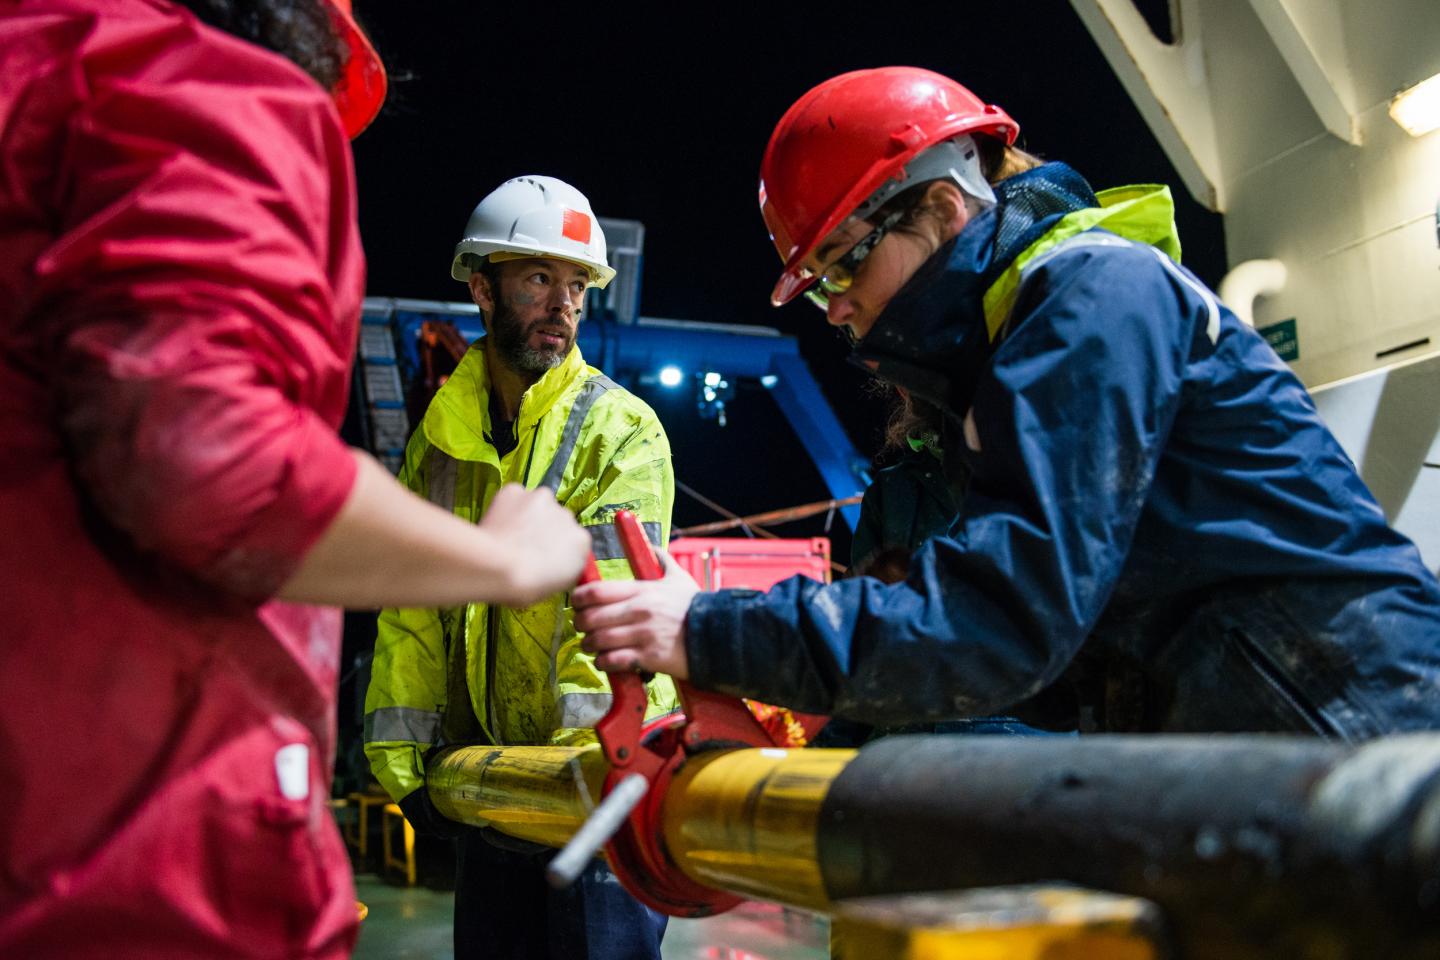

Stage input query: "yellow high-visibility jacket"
[{"left": 364, "top": 343, "right": 678, "bottom": 804}]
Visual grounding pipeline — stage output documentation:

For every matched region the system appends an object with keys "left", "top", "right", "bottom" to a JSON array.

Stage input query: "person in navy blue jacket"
[{"left": 574, "top": 67, "right": 1440, "bottom": 738}]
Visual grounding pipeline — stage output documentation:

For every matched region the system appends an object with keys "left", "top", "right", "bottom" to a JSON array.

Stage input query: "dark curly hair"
[{"left": 173, "top": 0, "right": 348, "bottom": 90}]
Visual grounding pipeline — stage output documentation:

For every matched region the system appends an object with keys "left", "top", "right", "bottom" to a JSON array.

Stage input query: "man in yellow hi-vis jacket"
[{"left": 364, "top": 175, "right": 677, "bottom": 960}]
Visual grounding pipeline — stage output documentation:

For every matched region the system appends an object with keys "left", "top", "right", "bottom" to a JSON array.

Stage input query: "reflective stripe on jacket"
[{"left": 364, "top": 343, "right": 678, "bottom": 803}]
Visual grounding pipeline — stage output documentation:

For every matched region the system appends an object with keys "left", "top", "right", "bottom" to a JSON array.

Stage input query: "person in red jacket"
[{"left": 0, "top": 2, "right": 590, "bottom": 958}]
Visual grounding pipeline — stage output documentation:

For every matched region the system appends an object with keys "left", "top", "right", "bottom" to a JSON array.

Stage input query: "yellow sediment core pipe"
[
  {"left": 427, "top": 743, "right": 856, "bottom": 910},
  {"left": 661, "top": 746, "right": 856, "bottom": 911},
  {"left": 427, "top": 744, "right": 610, "bottom": 849}
]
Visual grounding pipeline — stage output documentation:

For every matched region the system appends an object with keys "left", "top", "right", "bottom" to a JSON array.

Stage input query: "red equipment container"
[
  {"left": 667, "top": 537, "right": 831, "bottom": 591},
  {"left": 666, "top": 536, "right": 832, "bottom": 747}
]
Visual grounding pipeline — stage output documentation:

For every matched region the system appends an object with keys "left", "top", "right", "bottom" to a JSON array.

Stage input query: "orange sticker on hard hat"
[{"left": 561, "top": 208, "right": 592, "bottom": 244}]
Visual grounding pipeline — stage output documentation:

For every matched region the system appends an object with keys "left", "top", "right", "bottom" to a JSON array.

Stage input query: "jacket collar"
[
  {"left": 422, "top": 339, "right": 590, "bottom": 461},
  {"left": 980, "top": 180, "right": 1181, "bottom": 340},
  {"left": 850, "top": 164, "right": 1178, "bottom": 418}
]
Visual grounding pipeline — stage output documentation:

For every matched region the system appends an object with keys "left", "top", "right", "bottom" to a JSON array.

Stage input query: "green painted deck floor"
[{"left": 352, "top": 874, "right": 830, "bottom": 960}]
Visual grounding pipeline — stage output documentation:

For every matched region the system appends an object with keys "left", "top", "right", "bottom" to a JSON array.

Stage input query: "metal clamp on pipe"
[{"left": 552, "top": 510, "right": 796, "bottom": 917}]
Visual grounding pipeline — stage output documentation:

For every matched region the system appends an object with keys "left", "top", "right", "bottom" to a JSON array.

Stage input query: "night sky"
[{"left": 349, "top": 2, "right": 1226, "bottom": 565}]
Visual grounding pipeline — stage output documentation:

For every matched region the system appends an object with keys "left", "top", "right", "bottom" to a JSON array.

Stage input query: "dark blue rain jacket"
[{"left": 688, "top": 164, "right": 1440, "bottom": 738}]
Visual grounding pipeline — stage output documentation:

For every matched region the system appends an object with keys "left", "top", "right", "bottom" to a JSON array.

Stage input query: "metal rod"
[
  {"left": 675, "top": 494, "right": 864, "bottom": 537},
  {"left": 545, "top": 773, "right": 649, "bottom": 889},
  {"left": 675, "top": 480, "right": 781, "bottom": 540}
]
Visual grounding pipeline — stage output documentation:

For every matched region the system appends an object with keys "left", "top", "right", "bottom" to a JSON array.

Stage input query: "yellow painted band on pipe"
[
  {"left": 661, "top": 747, "right": 857, "bottom": 911},
  {"left": 428, "top": 744, "right": 609, "bottom": 849}
]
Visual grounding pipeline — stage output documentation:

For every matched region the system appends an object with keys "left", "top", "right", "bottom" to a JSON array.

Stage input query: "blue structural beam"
[
  {"left": 765, "top": 351, "right": 868, "bottom": 529},
  {"left": 361, "top": 299, "right": 869, "bottom": 530},
  {"left": 578, "top": 317, "right": 787, "bottom": 379},
  {"left": 578, "top": 318, "right": 868, "bottom": 529}
]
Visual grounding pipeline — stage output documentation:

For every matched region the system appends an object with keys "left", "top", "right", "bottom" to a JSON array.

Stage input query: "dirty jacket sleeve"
[
  {"left": 31, "top": 24, "right": 362, "bottom": 599},
  {"left": 365, "top": 430, "right": 450, "bottom": 804},
  {"left": 686, "top": 243, "right": 1198, "bottom": 724}
]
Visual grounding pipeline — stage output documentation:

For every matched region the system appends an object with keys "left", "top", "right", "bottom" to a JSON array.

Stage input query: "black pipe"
[{"left": 817, "top": 734, "right": 1440, "bottom": 959}]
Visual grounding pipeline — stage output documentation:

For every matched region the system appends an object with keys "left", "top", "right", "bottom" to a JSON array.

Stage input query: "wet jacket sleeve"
[
  {"left": 365, "top": 435, "right": 450, "bottom": 803},
  {"left": 686, "top": 244, "right": 1201, "bottom": 724},
  {"left": 366, "top": 603, "right": 449, "bottom": 802},
  {"left": 31, "top": 28, "right": 363, "bottom": 599}
]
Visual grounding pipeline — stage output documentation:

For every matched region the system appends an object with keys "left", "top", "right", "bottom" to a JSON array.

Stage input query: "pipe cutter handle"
[
  {"left": 587, "top": 511, "right": 658, "bottom": 767},
  {"left": 566, "top": 510, "right": 763, "bottom": 914}
]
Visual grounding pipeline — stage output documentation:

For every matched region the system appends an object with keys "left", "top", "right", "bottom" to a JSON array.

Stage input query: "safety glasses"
[{"left": 802, "top": 206, "right": 908, "bottom": 311}]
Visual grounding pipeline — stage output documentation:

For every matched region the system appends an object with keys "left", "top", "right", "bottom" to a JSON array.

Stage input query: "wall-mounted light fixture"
[
  {"left": 1389, "top": 73, "right": 1440, "bottom": 138},
  {"left": 695, "top": 371, "right": 733, "bottom": 427}
]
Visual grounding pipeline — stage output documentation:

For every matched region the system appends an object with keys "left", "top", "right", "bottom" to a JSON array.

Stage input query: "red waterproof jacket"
[{"left": 0, "top": 2, "right": 364, "bottom": 956}]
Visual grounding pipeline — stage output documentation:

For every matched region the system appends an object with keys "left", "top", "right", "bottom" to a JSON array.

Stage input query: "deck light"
[{"left": 1390, "top": 73, "right": 1440, "bottom": 137}]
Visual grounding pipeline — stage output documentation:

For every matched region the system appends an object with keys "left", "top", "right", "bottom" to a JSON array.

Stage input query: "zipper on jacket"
[
  {"left": 522, "top": 412, "right": 545, "bottom": 487},
  {"left": 472, "top": 464, "right": 501, "bottom": 746},
  {"left": 484, "top": 602, "right": 502, "bottom": 746},
  {"left": 1227, "top": 629, "right": 1339, "bottom": 739},
  {"left": 483, "top": 410, "right": 556, "bottom": 746}
]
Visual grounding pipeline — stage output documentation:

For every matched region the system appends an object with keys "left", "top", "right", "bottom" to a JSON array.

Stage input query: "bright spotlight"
[
  {"left": 1390, "top": 73, "right": 1440, "bottom": 138},
  {"left": 703, "top": 371, "right": 722, "bottom": 387},
  {"left": 658, "top": 366, "right": 683, "bottom": 388}
]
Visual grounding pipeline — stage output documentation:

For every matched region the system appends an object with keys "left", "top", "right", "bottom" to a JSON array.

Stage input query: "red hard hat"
[
  {"left": 759, "top": 67, "right": 1019, "bottom": 306},
  {"left": 326, "top": 0, "right": 387, "bottom": 138}
]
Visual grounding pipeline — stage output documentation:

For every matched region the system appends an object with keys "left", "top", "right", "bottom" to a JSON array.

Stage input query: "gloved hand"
[{"left": 398, "top": 786, "right": 468, "bottom": 840}]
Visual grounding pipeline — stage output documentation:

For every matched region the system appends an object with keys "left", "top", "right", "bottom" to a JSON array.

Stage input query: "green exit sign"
[{"left": 1258, "top": 317, "right": 1299, "bottom": 362}]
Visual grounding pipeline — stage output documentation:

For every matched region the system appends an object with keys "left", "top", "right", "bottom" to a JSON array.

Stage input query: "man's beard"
[{"left": 488, "top": 301, "right": 575, "bottom": 375}]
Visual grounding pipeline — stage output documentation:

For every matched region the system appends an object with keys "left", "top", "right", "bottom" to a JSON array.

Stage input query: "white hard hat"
[{"left": 451, "top": 175, "right": 616, "bottom": 289}]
